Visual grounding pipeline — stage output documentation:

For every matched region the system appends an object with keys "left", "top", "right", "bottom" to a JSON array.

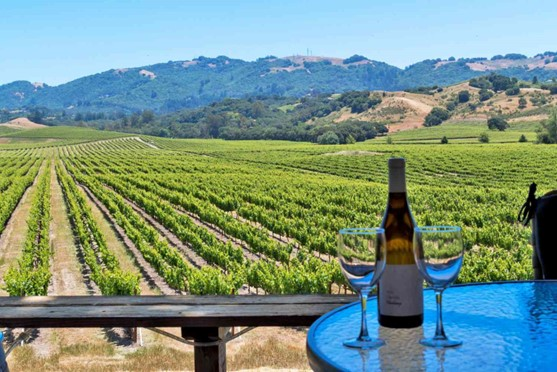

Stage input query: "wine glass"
[
  {"left": 338, "top": 228, "right": 386, "bottom": 349},
  {"left": 413, "top": 226, "right": 464, "bottom": 348}
]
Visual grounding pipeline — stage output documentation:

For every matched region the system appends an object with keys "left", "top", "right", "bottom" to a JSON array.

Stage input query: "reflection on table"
[{"left": 307, "top": 281, "right": 557, "bottom": 371}]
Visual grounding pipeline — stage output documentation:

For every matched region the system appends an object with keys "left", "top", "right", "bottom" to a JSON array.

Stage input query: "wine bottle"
[{"left": 378, "top": 157, "right": 423, "bottom": 328}]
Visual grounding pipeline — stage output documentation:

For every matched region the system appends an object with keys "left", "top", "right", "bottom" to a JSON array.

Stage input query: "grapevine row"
[
  {"left": 4, "top": 162, "right": 52, "bottom": 296},
  {"left": 56, "top": 162, "right": 141, "bottom": 295}
]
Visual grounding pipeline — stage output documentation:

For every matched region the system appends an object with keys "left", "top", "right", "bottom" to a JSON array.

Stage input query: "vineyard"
[
  {"left": 0, "top": 128, "right": 548, "bottom": 297},
  {"left": 0, "top": 125, "right": 551, "bottom": 368}
]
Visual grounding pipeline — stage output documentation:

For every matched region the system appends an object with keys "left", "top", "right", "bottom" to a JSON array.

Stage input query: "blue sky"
[{"left": 1, "top": 0, "right": 556, "bottom": 86}]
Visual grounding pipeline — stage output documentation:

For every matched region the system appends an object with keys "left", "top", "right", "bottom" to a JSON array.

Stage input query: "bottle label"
[{"left": 379, "top": 264, "right": 423, "bottom": 316}]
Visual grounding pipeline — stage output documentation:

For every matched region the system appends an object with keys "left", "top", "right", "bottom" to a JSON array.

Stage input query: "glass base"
[
  {"left": 420, "top": 337, "right": 462, "bottom": 348},
  {"left": 343, "top": 337, "right": 385, "bottom": 350}
]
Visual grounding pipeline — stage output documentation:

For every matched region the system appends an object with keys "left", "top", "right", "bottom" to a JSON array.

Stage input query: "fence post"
[{"left": 182, "top": 327, "right": 227, "bottom": 372}]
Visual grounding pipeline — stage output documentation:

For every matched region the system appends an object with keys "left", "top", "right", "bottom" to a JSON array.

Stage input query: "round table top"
[{"left": 307, "top": 281, "right": 557, "bottom": 371}]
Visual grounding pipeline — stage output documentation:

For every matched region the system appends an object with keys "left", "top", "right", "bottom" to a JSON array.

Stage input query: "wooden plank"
[
  {"left": 0, "top": 295, "right": 355, "bottom": 307},
  {"left": 0, "top": 295, "right": 356, "bottom": 328}
]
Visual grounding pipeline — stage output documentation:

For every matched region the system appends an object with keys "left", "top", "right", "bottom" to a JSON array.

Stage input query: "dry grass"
[
  {"left": 8, "top": 327, "right": 312, "bottom": 371},
  {"left": 10, "top": 343, "right": 194, "bottom": 371},
  {"left": 229, "top": 337, "right": 309, "bottom": 371}
]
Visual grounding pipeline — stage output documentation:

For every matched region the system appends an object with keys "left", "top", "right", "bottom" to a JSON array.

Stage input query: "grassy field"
[{"left": 374, "top": 120, "right": 540, "bottom": 144}]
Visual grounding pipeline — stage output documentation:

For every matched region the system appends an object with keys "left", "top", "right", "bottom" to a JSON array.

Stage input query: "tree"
[
  {"left": 386, "top": 136, "right": 393, "bottom": 144},
  {"left": 479, "top": 133, "right": 490, "bottom": 143},
  {"left": 441, "top": 136, "right": 449, "bottom": 144},
  {"left": 519, "top": 134, "right": 527, "bottom": 142},
  {"left": 505, "top": 87, "right": 520, "bottom": 96},
  {"left": 479, "top": 89, "right": 494, "bottom": 102},
  {"left": 424, "top": 107, "right": 450, "bottom": 127},
  {"left": 490, "top": 74, "right": 514, "bottom": 92},
  {"left": 458, "top": 90, "right": 470, "bottom": 103},
  {"left": 487, "top": 117, "right": 509, "bottom": 131},
  {"left": 518, "top": 97, "right": 527, "bottom": 109},
  {"left": 532, "top": 76, "right": 539, "bottom": 85},
  {"left": 141, "top": 110, "right": 155, "bottom": 124},
  {"left": 346, "top": 134, "right": 356, "bottom": 144},
  {"left": 317, "top": 131, "right": 340, "bottom": 145},
  {"left": 537, "top": 109, "right": 557, "bottom": 144}
]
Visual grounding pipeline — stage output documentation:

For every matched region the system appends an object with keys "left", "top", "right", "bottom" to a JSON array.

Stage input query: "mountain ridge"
[{"left": 2, "top": 52, "right": 557, "bottom": 113}]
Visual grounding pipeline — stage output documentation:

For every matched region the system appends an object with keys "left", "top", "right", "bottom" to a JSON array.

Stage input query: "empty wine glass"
[
  {"left": 413, "top": 226, "right": 464, "bottom": 348},
  {"left": 338, "top": 228, "right": 386, "bottom": 349}
]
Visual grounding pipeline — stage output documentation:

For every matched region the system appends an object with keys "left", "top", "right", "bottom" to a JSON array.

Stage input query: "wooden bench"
[{"left": 0, "top": 295, "right": 355, "bottom": 371}]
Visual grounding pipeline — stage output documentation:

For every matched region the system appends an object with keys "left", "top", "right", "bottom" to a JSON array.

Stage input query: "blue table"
[{"left": 307, "top": 281, "right": 557, "bottom": 371}]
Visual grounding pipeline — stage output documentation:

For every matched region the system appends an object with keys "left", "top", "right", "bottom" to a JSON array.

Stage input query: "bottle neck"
[{"left": 388, "top": 167, "right": 407, "bottom": 193}]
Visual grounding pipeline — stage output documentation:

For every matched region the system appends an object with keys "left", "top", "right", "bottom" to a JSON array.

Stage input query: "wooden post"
[{"left": 182, "top": 327, "right": 227, "bottom": 372}]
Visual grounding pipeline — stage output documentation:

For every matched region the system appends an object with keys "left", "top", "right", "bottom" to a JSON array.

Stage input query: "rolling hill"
[{"left": 2, "top": 52, "right": 557, "bottom": 114}]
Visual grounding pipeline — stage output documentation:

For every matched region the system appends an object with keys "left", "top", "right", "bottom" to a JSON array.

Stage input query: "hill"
[
  {"left": 54, "top": 73, "right": 555, "bottom": 143},
  {"left": 2, "top": 52, "right": 557, "bottom": 113},
  {"left": 0, "top": 117, "right": 47, "bottom": 129}
]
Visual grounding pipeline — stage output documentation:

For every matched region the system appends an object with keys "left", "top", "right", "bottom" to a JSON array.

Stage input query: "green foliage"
[
  {"left": 518, "top": 97, "right": 527, "bottom": 109},
  {"left": 487, "top": 117, "right": 509, "bottom": 131},
  {"left": 386, "top": 136, "right": 393, "bottom": 144},
  {"left": 317, "top": 131, "right": 340, "bottom": 145},
  {"left": 342, "top": 55, "right": 369, "bottom": 64},
  {"left": 479, "top": 89, "right": 494, "bottom": 102},
  {"left": 445, "top": 101, "right": 457, "bottom": 111},
  {"left": 470, "top": 73, "right": 517, "bottom": 92},
  {"left": 4, "top": 162, "right": 50, "bottom": 296},
  {"left": 404, "top": 86, "right": 440, "bottom": 95},
  {"left": 529, "top": 92, "right": 548, "bottom": 106},
  {"left": 458, "top": 90, "right": 470, "bottom": 103},
  {"left": 424, "top": 107, "right": 450, "bottom": 127},
  {"left": 56, "top": 163, "right": 140, "bottom": 295},
  {"left": 479, "top": 132, "right": 490, "bottom": 143},
  {"left": 441, "top": 136, "right": 448, "bottom": 144},
  {"left": 537, "top": 108, "right": 557, "bottom": 144},
  {"left": 519, "top": 134, "right": 527, "bottom": 142},
  {"left": 338, "top": 91, "right": 382, "bottom": 113},
  {"left": 505, "top": 86, "right": 520, "bottom": 96},
  {"left": 346, "top": 134, "right": 356, "bottom": 144}
]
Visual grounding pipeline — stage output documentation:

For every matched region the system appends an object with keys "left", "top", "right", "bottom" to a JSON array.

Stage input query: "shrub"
[
  {"left": 346, "top": 134, "right": 356, "bottom": 144},
  {"left": 458, "top": 90, "right": 470, "bottom": 103},
  {"left": 441, "top": 136, "right": 449, "bottom": 144},
  {"left": 317, "top": 131, "right": 340, "bottom": 145},
  {"left": 519, "top": 134, "right": 527, "bottom": 142},
  {"left": 479, "top": 133, "right": 490, "bottom": 143},
  {"left": 424, "top": 107, "right": 450, "bottom": 127},
  {"left": 479, "top": 89, "right": 494, "bottom": 102},
  {"left": 505, "top": 87, "right": 520, "bottom": 96},
  {"left": 445, "top": 101, "right": 457, "bottom": 111},
  {"left": 386, "top": 136, "right": 393, "bottom": 144},
  {"left": 487, "top": 117, "right": 509, "bottom": 131},
  {"left": 518, "top": 97, "right": 527, "bottom": 109}
]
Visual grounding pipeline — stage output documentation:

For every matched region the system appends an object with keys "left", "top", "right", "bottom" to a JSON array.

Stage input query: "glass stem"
[
  {"left": 434, "top": 289, "right": 447, "bottom": 340},
  {"left": 358, "top": 288, "right": 372, "bottom": 341}
]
